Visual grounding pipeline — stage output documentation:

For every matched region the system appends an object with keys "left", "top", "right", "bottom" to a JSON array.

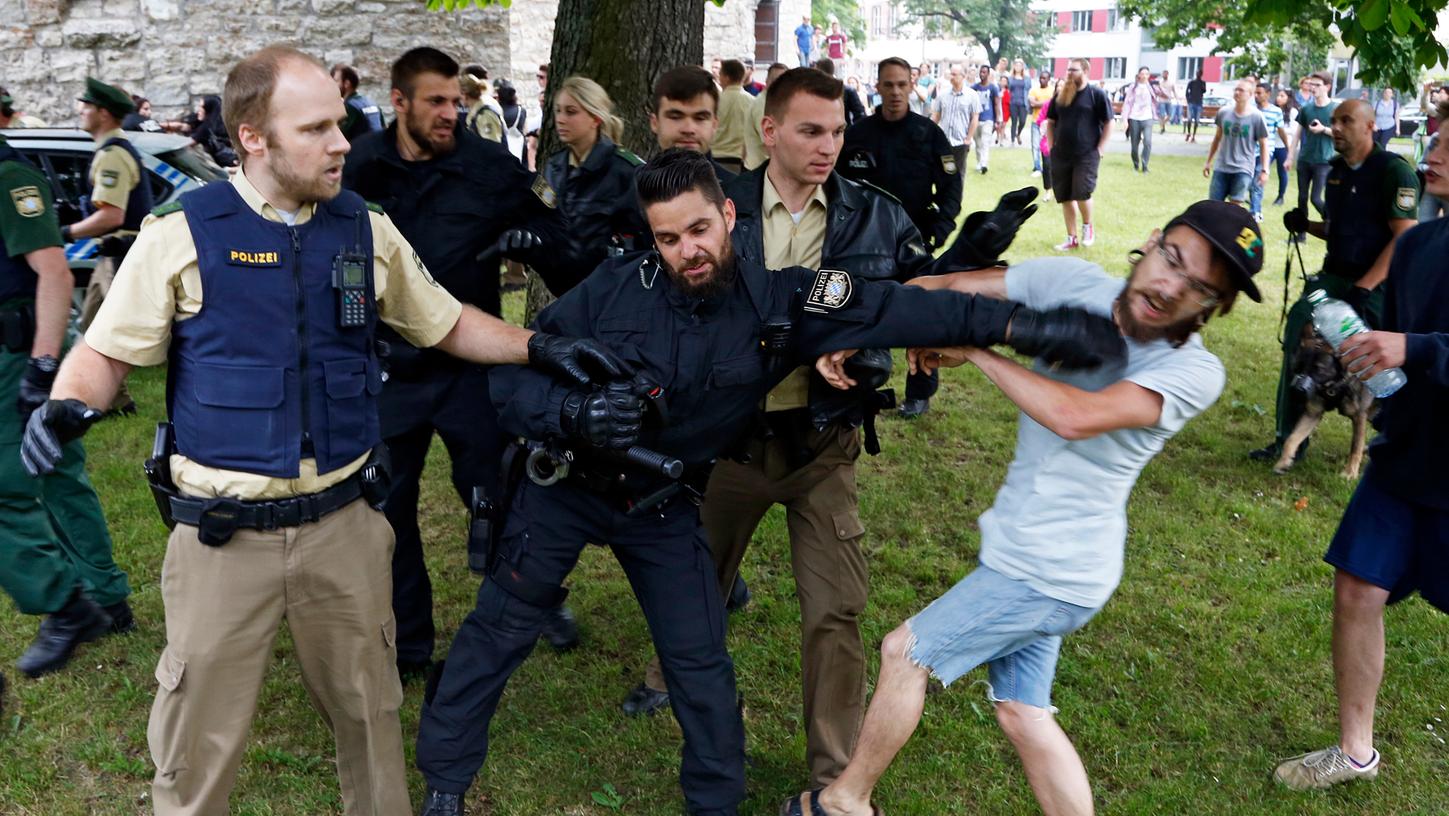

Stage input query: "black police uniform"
[
  {"left": 839, "top": 110, "right": 963, "bottom": 251},
  {"left": 415, "top": 253, "right": 1033, "bottom": 815},
  {"left": 542, "top": 135, "right": 650, "bottom": 282},
  {"left": 341, "top": 91, "right": 384, "bottom": 141},
  {"left": 342, "top": 124, "right": 574, "bottom": 670},
  {"left": 1267, "top": 144, "right": 1420, "bottom": 445}
]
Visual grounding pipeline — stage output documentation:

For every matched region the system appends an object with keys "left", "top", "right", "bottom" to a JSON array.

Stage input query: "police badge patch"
[
  {"left": 1396, "top": 186, "right": 1417, "bottom": 211},
  {"left": 941, "top": 154, "right": 957, "bottom": 175},
  {"left": 9, "top": 185, "right": 44, "bottom": 218},
  {"left": 531, "top": 175, "right": 558, "bottom": 209},
  {"left": 100, "top": 169, "right": 119, "bottom": 188},
  {"left": 804, "top": 269, "right": 853, "bottom": 313}
]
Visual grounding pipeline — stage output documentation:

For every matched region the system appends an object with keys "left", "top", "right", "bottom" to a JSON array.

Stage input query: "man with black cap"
[
  {"left": 789, "top": 200, "right": 1265, "bottom": 816},
  {"left": 67, "top": 77, "right": 153, "bottom": 415}
]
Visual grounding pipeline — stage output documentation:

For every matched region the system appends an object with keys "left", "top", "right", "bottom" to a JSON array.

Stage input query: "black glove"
[
  {"left": 20, "top": 399, "right": 101, "bottom": 477},
  {"left": 527, "top": 332, "right": 632, "bottom": 387},
  {"left": 1283, "top": 207, "right": 1309, "bottom": 234},
  {"left": 17, "top": 355, "right": 58, "bottom": 418},
  {"left": 1343, "top": 285, "right": 1373, "bottom": 316},
  {"left": 1006, "top": 305, "right": 1127, "bottom": 370},
  {"left": 560, "top": 388, "right": 643, "bottom": 449},
  {"left": 497, "top": 229, "right": 543, "bottom": 260},
  {"left": 942, "top": 186, "right": 1039, "bottom": 269}
]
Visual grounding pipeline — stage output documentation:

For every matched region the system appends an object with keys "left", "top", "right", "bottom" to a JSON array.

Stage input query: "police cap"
[{"left": 77, "top": 77, "right": 135, "bottom": 119}]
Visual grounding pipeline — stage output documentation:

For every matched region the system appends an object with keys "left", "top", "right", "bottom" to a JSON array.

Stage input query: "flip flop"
[{"left": 778, "top": 789, "right": 884, "bottom": 816}]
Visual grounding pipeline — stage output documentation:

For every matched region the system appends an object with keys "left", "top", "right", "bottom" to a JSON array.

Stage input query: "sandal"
[{"left": 778, "top": 789, "right": 883, "bottom": 816}]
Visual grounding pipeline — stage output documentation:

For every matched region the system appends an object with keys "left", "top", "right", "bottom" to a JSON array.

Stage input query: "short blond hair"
[{"left": 223, "top": 45, "right": 324, "bottom": 151}]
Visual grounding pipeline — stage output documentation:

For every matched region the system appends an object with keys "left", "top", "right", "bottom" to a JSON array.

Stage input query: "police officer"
[
  {"left": 19, "top": 46, "right": 624, "bottom": 815},
  {"left": 66, "top": 78, "right": 153, "bottom": 415},
  {"left": 623, "top": 69, "right": 1013, "bottom": 786},
  {"left": 1251, "top": 98, "right": 1419, "bottom": 462},
  {"left": 546, "top": 75, "right": 650, "bottom": 274},
  {"left": 0, "top": 131, "right": 131, "bottom": 679},
  {"left": 840, "top": 55, "right": 965, "bottom": 417},
  {"left": 332, "top": 63, "right": 385, "bottom": 141},
  {"left": 412, "top": 147, "right": 1124, "bottom": 816},
  {"left": 650, "top": 65, "right": 736, "bottom": 183},
  {"left": 343, "top": 46, "right": 577, "bottom": 680}
]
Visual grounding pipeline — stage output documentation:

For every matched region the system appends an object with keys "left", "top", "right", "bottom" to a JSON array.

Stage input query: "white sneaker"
[
  {"left": 1055, "top": 235, "right": 1079, "bottom": 251},
  {"left": 1081, "top": 224, "right": 1096, "bottom": 246},
  {"left": 1253, "top": 212, "right": 1264, "bottom": 222},
  {"left": 1030, "top": 169, "right": 1041, "bottom": 177},
  {"left": 1274, "top": 746, "right": 1379, "bottom": 790}
]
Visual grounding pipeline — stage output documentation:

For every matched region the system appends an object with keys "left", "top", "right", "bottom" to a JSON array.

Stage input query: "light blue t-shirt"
[
  {"left": 1260, "top": 103, "right": 1284, "bottom": 151},
  {"left": 977, "top": 259, "right": 1226, "bottom": 607}
]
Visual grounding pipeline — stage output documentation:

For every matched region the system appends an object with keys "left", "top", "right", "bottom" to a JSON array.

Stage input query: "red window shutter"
[
  {"left": 1091, "top": 9, "right": 1108, "bottom": 32},
  {"left": 1204, "top": 56, "right": 1223, "bottom": 83},
  {"left": 1089, "top": 58, "right": 1103, "bottom": 80},
  {"left": 1058, "top": 11, "right": 1071, "bottom": 32}
]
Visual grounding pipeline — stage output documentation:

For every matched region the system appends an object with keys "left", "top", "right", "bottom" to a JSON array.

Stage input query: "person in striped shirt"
[{"left": 1251, "top": 83, "right": 1291, "bottom": 220}]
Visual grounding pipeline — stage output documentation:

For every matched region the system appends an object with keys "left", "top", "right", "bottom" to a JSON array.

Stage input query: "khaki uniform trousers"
[
  {"left": 78, "top": 255, "right": 132, "bottom": 410},
  {"left": 646, "top": 424, "right": 868, "bottom": 787},
  {"left": 147, "top": 498, "right": 409, "bottom": 816}
]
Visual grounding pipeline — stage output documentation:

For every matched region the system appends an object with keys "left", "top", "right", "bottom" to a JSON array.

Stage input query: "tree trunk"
[{"left": 524, "top": 0, "right": 705, "bottom": 324}]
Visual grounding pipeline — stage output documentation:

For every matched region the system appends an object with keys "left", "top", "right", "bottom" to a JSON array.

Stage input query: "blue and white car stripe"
[{"left": 65, "top": 238, "right": 99, "bottom": 261}]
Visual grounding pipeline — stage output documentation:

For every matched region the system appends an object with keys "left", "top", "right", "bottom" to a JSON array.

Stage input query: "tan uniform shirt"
[
  {"left": 88, "top": 128, "right": 142, "bottom": 230},
  {"left": 760, "top": 172, "right": 827, "bottom": 412},
  {"left": 85, "top": 169, "right": 463, "bottom": 500},
  {"left": 713, "top": 85, "right": 754, "bottom": 161},
  {"left": 743, "top": 89, "right": 770, "bottom": 170}
]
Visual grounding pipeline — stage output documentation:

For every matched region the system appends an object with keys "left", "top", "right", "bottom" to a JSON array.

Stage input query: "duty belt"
[{"left": 168, "top": 471, "right": 366, "bottom": 545}]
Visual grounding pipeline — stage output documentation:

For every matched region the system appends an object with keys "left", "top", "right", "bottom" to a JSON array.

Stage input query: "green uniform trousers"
[
  {"left": 1272, "top": 273, "right": 1384, "bottom": 441},
  {"left": 645, "top": 423, "right": 868, "bottom": 787},
  {"left": 0, "top": 345, "right": 129, "bottom": 614}
]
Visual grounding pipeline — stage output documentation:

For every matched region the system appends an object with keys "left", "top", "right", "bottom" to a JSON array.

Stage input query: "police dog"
[{"left": 1274, "top": 322, "right": 1377, "bottom": 479}]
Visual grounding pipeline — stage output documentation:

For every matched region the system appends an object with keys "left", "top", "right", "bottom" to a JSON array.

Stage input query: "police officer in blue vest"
[
  {"left": 332, "top": 63, "right": 386, "bottom": 142},
  {"left": 66, "top": 78, "right": 154, "bottom": 415},
  {"left": 0, "top": 132, "right": 132, "bottom": 680},
  {"left": 19, "top": 46, "right": 626, "bottom": 815}
]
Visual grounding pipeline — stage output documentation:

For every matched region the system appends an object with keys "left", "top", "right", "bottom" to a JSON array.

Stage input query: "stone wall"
[{"left": 0, "top": 0, "right": 509, "bottom": 125}]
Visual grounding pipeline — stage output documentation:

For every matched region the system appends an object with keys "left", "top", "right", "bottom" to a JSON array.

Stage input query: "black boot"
[
  {"left": 540, "top": 605, "right": 579, "bottom": 651},
  {"left": 899, "top": 398, "right": 930, "bottom": 418},
  {"left": 17, "top": 588, "right": 112, "bottom": 678},
  {"left": 103, "top": 600, "right": 135, "bottom": 635},
  {"left": 419, "top": 788, "right": 464, "bottom": 816},
  {"left": 621, "top": 682, "right": 671, "bottom": 717},
  {"left": 725, "top": 573, "right": 751, "bottom": 613}
]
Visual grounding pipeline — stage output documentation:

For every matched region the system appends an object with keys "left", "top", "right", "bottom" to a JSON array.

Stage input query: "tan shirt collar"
[
  {"left": 95, "top": 127, "right": 126, "bottom": 144},
  {"left": 762, "top": 172, "right": 827, "bottom": 218},
  {"left": 232, "top": 166, "right": 317, "bottom": 225}
]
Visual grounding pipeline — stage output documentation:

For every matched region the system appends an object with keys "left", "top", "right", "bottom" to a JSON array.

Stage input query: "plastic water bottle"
[{"left": 1306, "top": 289, "right": 1407, "bottom": 398}]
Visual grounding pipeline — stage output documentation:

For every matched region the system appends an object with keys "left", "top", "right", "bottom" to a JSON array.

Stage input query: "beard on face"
[
  {"left": 664, "top": 238, "right": 737, "bottom": 300},
  {"left": 1114, "top": 265, "right": 1209, "bottom": 347},
  {"left": 404, "top": 107, "right": 456, "bottom": 157},
  {"left": 267, "top": 136, "right": 342, "bottom": 204}
]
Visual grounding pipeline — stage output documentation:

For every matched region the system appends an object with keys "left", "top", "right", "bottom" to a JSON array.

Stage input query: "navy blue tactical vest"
[
  {"left": 0, "top": 141, "right": 39, "bottom": 304},
  {"left": 86, "top": 136, "right": 154, "bottom": 231},
  {"left": 168, "top": 182, "right": 381, "bottom": 478}
]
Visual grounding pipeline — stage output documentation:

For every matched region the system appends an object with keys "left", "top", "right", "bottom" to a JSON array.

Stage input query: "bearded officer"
[
  {"left": 20, "top": 45, "right": 625, "bottom": 816},
  {"left": 0, "top": 132, "right": 132, "bottom": 680},
  {"left": 66, "top": 78, "right": 153, "bottom": 415}
]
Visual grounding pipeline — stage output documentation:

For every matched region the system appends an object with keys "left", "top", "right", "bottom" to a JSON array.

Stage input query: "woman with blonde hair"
[{"left": 542, "top": 75, "right": 647, "bottom": 278}]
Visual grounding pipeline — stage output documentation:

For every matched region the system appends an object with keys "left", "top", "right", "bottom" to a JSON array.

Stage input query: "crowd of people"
[{"left": 0, "top": 33, "right": 1446, "bottom": 816}]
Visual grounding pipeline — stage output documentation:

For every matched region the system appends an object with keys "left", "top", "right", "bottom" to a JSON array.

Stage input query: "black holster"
[
  {"left": 144, "top": 422, "right": 178, "bottom": 530},
  {"left": 358, "top": 445, "right": 392, "bottom": 509},
  {"left": 0, "top": 304, "right": 35, "bottom": 353},
  {"left": 467, "top": 442, "right": 528, "bottom": 575}
]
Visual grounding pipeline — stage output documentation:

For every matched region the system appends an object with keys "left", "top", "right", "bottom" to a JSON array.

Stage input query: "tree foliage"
[
  {"left": 1116, "top": 0, "right": 1448, "bottom": 90},
  {"left": 900, "top": 0, "right": 1057, "bottom": 69}
]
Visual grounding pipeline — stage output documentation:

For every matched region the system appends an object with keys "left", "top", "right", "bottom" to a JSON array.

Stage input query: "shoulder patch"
[
  {"left": 365, "top": 201, "right": 386, "bottom": 215},
  {"left": 1396, "top": 186, "right": 1418, "bottom": 211},
  {"left": 99, "top": 168, "right": 120, "bottom": 188},
  {"left": 531, "top": 174, "right": 558, "bottom": 209},
  {"left": 9, "top": 185, "right": 45, "bottom": 218},
  {"left": 150, "top": 200, "right": 183, "bottom": 218},
  {"left": 940, "top": 154, "right": 957, "bottom": 175},
  {"left": 615, "top": 146, "right": 644, "bottom": 166},
  {"left": 803, "top": 269, "right": 854, "bottom": 313}
]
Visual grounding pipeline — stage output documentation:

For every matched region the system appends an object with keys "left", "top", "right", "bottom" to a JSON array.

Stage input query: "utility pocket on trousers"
[
  {"left": 832, "top": 509, "right": 865, "bottom": 542},
  {"left": 379, "top": 618, "right": 404, "bottom": 715},
  {"left": 148, "top": 648, "right": 189, "bottom": 775}
]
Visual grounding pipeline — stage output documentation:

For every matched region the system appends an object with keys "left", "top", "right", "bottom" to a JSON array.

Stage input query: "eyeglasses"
[{"left": 1156, "top": 240, "right": 1222, "bottom": 308}]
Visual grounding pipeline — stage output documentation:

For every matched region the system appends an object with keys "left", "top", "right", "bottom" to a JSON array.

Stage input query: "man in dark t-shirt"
[
  {"left": 1184, "top": 72, "right": 1207, "bottom": 142},
  {"left": 1045, "top": 58, "right": 1112, "bottom": 251}
]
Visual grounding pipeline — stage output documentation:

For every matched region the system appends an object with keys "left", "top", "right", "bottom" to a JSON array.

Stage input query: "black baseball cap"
[{"left": 1164, "top": 200, "right": 1264, "bottom": 302}]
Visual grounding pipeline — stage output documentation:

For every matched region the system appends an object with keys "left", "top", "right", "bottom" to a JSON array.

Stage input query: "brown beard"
[
  {"left": 1057, "top": 72, "right": 1085, "bottom": 107},
  {"left": 1114, "top": 269, "right": 1210, "bottom": 347},
  {"left": 404, "top": 109, "right": 456, "bottom": 158},
  {"left": 265, "top": 136, "right": 341, "bottom": 204},
  {"left": 665, "top": 240, "right": 737, "bottom": 300}
]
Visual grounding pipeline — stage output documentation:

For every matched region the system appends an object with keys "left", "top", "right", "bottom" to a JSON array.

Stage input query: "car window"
[{"left": 31, "top": 150, "right": 174, "bottom": 206}]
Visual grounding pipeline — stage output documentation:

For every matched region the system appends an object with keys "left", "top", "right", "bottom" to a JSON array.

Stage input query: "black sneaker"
[
  {"left": 419, "top": 788, "right": 464, "bottom": 816},
  {"left": 540, "top": 605, "right": 579, "bottom": 651},
  {"left": 621, "top": 683, "right": 671, "bottom": 717},
  {"left": 17, "top": 589, "right": 112, "bottom": 678},
  {"left": 899, "top": 398, "right": 930, "bottom": 418},
  {"left": 102, "top": 600, "right": 135, "bottom": 635}
]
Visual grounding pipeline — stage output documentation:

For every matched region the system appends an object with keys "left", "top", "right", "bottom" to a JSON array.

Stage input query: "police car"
[{"left": 2, "top": 128, "right": 226, "bottom": 335}]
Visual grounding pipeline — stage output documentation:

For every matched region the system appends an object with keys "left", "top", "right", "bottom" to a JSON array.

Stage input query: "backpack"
[{"left": 501, "top": 106, "right": 526, "bottom": 163}]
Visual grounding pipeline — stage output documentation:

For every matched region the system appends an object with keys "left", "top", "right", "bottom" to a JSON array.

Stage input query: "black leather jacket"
[
  {"left": 723, "top": 165, "right": 948, "bottom": 434},
  {"left": 542, "top": 135, "right": 650, "bottom": 288}
]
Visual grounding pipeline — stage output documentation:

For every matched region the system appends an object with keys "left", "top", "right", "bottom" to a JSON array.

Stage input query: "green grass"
[{"left": 2, "top": 146, "right": 1447, "bottom": 815}]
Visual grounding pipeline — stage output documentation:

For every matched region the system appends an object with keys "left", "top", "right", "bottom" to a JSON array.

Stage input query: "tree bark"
[{"left": 524, "top": 0, "right": 705, "bottom": 323}]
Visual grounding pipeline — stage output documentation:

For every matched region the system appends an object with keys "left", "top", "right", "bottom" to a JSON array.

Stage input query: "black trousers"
[
  {"left": 416, "top": 480, "right": 746, "bottom": 815},
  {"left": 380, "top": 364, "right": 505, "bottom": 665}
]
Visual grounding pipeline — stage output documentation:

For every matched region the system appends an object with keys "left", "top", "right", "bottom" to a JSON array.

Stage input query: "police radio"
[{"left": 333, "top": 213, "right": 369, "bottom": 328}]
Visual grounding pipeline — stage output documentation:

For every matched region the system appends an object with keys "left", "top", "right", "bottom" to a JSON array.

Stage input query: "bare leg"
[
  {"left": 1334, "top": 569, "right": 1388, "bottom": 762},
  {"left": 1079, "top": 198, "right": 1094, "bottom": 227},
  {"left": 996, "top": 701, "right": 1094, "bottom": 816},
  {"left": 814, "top": 625, "right": 929, "bottom": 816},
  {"left": 1061, "top": 202, "right": 1078, "bottom": 237}
]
